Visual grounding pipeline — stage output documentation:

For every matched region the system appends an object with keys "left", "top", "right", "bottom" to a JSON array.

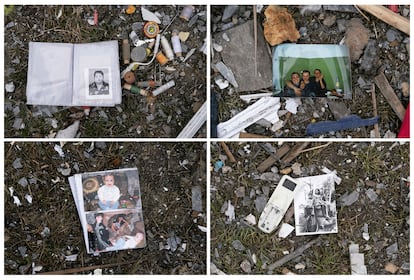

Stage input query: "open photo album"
[
  {"left": 69, "top": 167, "right": 146, "bottom": 254},
  {"left": 26, "top": 41, "right": 122, "bottom": 107}
]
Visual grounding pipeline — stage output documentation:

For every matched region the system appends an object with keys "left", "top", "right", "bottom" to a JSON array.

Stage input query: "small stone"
[
  {"left": 232, "top": 240, "right": 245, "bottom": 251},
  {"left": 280, "top": 167, "right": 292, "bottom": 175},
  {"left": 340, "top": 191, "right": 359, "bottom": 206},
  {"left": 222, "top": 166, "right": 232, "bottom": 173},
  {"left": 337, "top": 19, "right": 347, "bottom": 32},
  {"left": 222, "top": 32, "right": 230, "bottom": 42},
  {"left": 386, "top": 29, "right": 397, "bottom": 42},
  {"left": 13, "top": 158, "right": 23, "bottom": 169},
  {"left": 291, "top": 163, "right": 302, "bottom": 175},
  {"left": 5, "top": 82, "right": 15, "bottom": 93},
  {"left": 240, "top": 259, "right": 251, "bottom": 273},
  {"left": 259, "top": 172, "right": 280, "bottom": 182},
  {"left": 295, "top": 263, "right": 306, "bottom": 270},
  {"left": 13, "top": 118, "right": 24, "bottom": 130},
  {"left": 278, "top": 223, "right": 294, "bottom": 238},
  {"left": 365, "top": 188, "right": 378, "bottom": 202},
  {"left": 222, "top": 5, "right": 239, "bottom": 22},
  {"left": 178, "top": 31, "right": 190, "bottom": 42},
  {"left": 322, "top": 14, "right": 336, "bottom": 27},
  {"left": 384, "top": 262, "right": 399, "bottom": 274},
  {"left": 255, "top": 195, "right": 268, "bottom": 213},
  {"left": 244, "top": 214, "right": 256, "bottom": 226},
  {"left": 234, "top": 187, "right": 245, "bottom": 197},
  {"left": 213, "top": 43, "right": 223, "bottom": 52},
  {"left": 401, "top": 82, "right": 409, "bottom": 97},
  {"left": 386, "top": 242, "right": 398, "bottom": 257},
  {"left": 18, "top": 177, "right": 29, "bottom": 187},
  {"left": 18, "top": 246, "right": 27, "bottom": 257}
]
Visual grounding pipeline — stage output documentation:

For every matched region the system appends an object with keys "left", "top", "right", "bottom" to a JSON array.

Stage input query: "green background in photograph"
[{"left": 279, "top": 56, "right": 352, "bottom": 91}]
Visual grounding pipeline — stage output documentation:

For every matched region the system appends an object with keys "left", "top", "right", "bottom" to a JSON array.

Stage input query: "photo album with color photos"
[
  {"left": 69, "top": 167, "right": 146, "bottom": 254},
  {"left": 26, "top": 41, "right": 122, "bottom": 107}
]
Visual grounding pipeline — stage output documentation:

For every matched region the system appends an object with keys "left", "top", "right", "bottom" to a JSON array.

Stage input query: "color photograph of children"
[
  {"left": 86, "top": 210, "right": 146, "bottom": 253},
  {"left": 98, "top": 173, "right": 120, "bottom": 210},
  {"left": 82, "top": 169, "right": 141, "bottom": 212}
]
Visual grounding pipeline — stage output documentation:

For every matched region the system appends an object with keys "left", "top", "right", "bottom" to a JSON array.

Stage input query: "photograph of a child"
[
  {"left": 82, "top": 169, "right": 141, "bottom": 212},
  {"left": 87, "top": 68, "right": 111, "bottom": 96},
  {"left": 86, "top": 210, "right": 146, "bottom": 253},
  {"left": 294, "top": 174, "right": 338, "bottom": 235},
  {"left": 273, "top": 44, "right": 352, "bottom": 98}
]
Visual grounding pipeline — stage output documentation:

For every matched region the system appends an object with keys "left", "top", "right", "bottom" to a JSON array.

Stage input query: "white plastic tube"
[{"left": 152, "top": 80, "right": 175, "bottom": 96}]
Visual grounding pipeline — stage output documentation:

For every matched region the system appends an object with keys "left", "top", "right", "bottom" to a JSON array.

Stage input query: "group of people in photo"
[{"left": 283, "top": 69, "right": 328, "bottom": 97}]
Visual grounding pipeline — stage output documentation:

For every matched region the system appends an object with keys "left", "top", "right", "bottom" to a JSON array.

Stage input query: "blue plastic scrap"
[
  {"left": 214, "top": 160, "right": 224, "bottom": 172},
  {"left": 306, "top": 115, "right": 379, "bottom": 135}
]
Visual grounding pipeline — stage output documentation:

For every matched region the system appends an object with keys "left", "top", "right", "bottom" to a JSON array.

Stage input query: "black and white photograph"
[
  {"left": 294, "top": 174, "right": 338, "bottom": 235},
  {"left": 87, "top": 67, "right": 111, "bottom": 97}
]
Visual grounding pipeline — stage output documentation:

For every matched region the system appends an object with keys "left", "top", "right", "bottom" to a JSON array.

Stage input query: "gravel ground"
[
  {"left": 211, "top": 5, "right": 410, "bottom": 138},
  {"left": 4, "top": 142, "right": 207, "bottom": 274},
  {"left": 4, "top": 5, "right": 206, "bottom": 138},
  {"left": 211, "top": 141, "right": 409, "bottom": 274}
]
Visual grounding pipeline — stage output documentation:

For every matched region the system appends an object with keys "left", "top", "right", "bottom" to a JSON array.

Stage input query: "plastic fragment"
[
  {"left": 215, "top": 62, "right": 238, "bottom": 88},
  {"left": 54, "top": 144, "right": 65, "bottom": 157},
  {"left": 306, "top": 115, "right": 379, "bottom": 135},
  {"left": 13, "top": 196, "right": 22, "bottom": 206},
  {"left": 141, "top": 7, "right": 161, "bottom": 24},
  {"left": 25, "top": 194, "right": 33, "bottom": 204}
]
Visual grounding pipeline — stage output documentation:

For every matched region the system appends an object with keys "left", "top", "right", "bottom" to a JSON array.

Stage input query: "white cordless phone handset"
[{"left": 258, "top": 175, "right": 298, "bottom": 233}]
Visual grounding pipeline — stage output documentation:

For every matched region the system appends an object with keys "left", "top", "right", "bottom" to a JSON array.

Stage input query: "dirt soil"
[
  {"left": 4, "top": 5, "right": 206, "bottom": 138},
  {"left": 210, "top": 141, "right": 409, "bottom": 274},
  {"left": 211, "top": 5, "right": 410, "bottom": 138},
  {"left": 4, "top": 142, "right": 207, "bottom": 274}
]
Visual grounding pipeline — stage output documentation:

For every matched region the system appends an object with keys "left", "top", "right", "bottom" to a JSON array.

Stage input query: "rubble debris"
[
  {"left": 141, "top": 7, "right": 161, "bottom": 24},
  {"left": 240, "top": 259, "right": 251, "bottom": 273},
  {"left": 306, "top": 115, "right": 379, "bottom": 136},
  {"left": 55, "top": 121, "right": 80, "bottom": 138},
  {"left": 340, "top": 191, "right": 359, "bottom": 206},
  {"left": 267, "top": 237, "right": 321, "bottom": 271},
  {"left": 365, "top": 188, "right": 378, "bottom": 202},
  {"left": 263, "top": 6, "right": 300, "bottom": 46},
  {"left": 217, "top": 97, "right": 280, "bottom": 138},
  {"left": 177, "top": 101, "right": 207, "bottom": 138},
  {"left": 257, "top": 144, "right": 290, "bottom": 172},
  {"left": 225, "top": 200, "right": 235, "bottom": 223},
  {"left": 384, "top": 262, "right": 399, "bottom": 274},
  {"left": 328, "top": 101, "right": 351, "bottom": 120},
  {"left": 5, "top": 82, "right": 15, "bottom": 93},
  {"left": 214, "top": 20, "right": 273, "bottom": 92},
  {"left": 362, "top": 223, "right": 370, "bottom": 241},
  {"left": 232, "top": 240, "right": 245, "bottom": 251},
  {"left": 349, "top": 243, "right": 367, "bottom": 275},
  {"left": 344, "top": 18, "right": 370, "bottom": 62},
  {"left": 374, "top": 72, "right": 406, "bottom": 121},
  {"left": 211, "top": 263, "right": 226, "bottom": 275},
  {"left": 278, "top": 223, "right": 294, "bottom": 238},
  {"left": 243, "top": 214, "right": 256, "bottom": 226},
  {"left": 358, "top": 5, "right": 409, "bottom": 35},
  {"left": 214, "top": 61, "right": 238, "bottom": 88},
  {"left": 222, "top": 5, "right": 239, "bottom": 22},
  {"left": 191, "top": 186, "right": 203, "bottom": 212},
  {"left": 386, "top": 242, "right": 398, "bottom": 257}
]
